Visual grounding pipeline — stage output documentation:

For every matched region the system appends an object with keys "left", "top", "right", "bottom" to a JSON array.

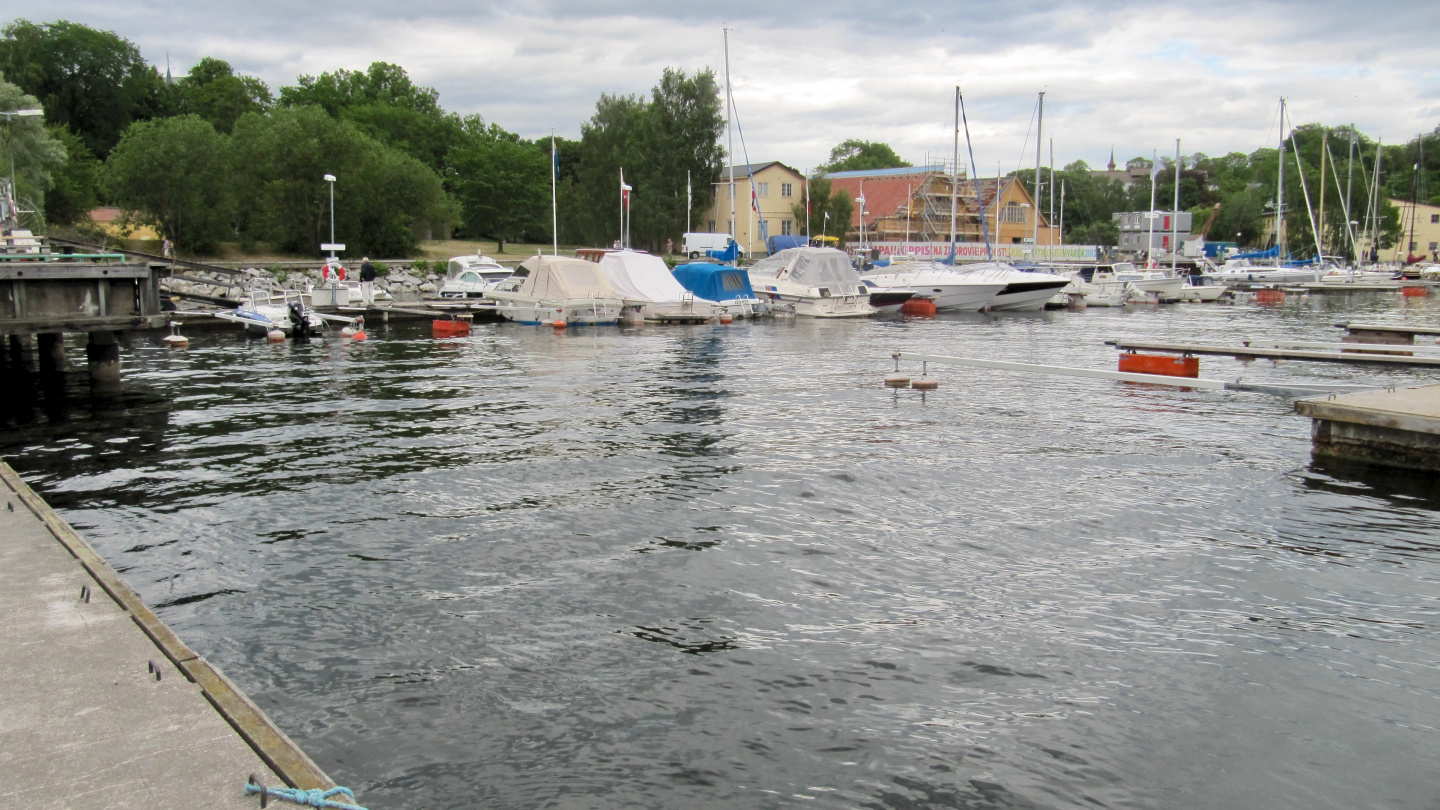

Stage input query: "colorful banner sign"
[{"left": 851, "top": 242, "right": 1098, "bottom": 262}]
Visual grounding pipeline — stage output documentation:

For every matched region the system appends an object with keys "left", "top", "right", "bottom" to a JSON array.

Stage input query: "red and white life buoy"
[{"left": 321, "top": 263, "right": 347, "bottom": 282}]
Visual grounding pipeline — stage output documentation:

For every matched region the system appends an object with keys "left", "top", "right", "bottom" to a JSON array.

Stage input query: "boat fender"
[
  {"left": 719, "top": 314, "right": 734, "bottom": 324},
  {"left": 266, "top": 329, "right": 286, "bottom": 342}
]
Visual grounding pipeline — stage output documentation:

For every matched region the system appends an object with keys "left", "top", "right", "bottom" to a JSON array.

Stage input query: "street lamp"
[
  {"left": 320, "top": 174, "right": 345, "bottom": 266},
  {"left": 855, "top": 196, "right": 867, "bottom": 250},
  {"left": 1, "top": 108, "right": 43, "bottom": 231}
]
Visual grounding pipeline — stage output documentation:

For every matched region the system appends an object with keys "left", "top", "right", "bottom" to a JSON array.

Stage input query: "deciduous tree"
[
  {"left": 104, "top": 114, "right": 232, "bottom": 251},
  {"left": 818, "top": 140, "right": 911, "bottom": 173}
]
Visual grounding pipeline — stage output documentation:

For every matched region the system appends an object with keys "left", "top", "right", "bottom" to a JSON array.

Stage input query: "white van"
[{"left": 681, "top": 232, "right": 745, "bottom": 259}]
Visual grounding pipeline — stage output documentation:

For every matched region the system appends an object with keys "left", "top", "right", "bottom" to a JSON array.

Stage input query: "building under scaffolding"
[{"left": 825, "top": 165, "right": 1058, "bottom": 248}]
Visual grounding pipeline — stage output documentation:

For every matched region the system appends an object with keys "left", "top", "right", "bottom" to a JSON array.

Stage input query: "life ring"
[{"left": 322, "top": 263, "right": 347, "bottom": 282}]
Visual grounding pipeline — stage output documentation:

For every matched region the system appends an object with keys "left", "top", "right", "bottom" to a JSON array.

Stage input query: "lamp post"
[
  {"left": 855, "top": 196, "right": 867, "bottom": 251},
  {"left": 1, "top": 108, "right": 44, "bottom": 231}
]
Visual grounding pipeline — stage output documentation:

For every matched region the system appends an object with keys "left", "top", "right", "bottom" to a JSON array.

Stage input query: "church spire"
[{"left": 1107, "top": 148, "right": 1115, "bottom": 172}]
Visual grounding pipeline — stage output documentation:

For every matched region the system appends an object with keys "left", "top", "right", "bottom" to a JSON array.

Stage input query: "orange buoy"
[
  {"left": 719, "top": 314, "right": 734, "bottom": 324},
  {"left": 911, "top": 375, "right": 939, "bottom": 390},
  {"left": 351, "top": 330, "right": 368, "bottom": 341},
  {"left": 1401, "top": 286, "right": 1428, "bottom": 297},
  {"left": 884, "top": 374, "right": 910, "bottom": 388},
  {"left": 432, "top": 319, "right": 471, "bottom": 338},
  {"left": 1118, "top": 352, "right": 1199, "bottom": 377},
  {"left": 901, "top": 297, "right": 938, "bottom": 316},
  {"left": 552, "top": 319, "right": 568, "bottom": 330}
]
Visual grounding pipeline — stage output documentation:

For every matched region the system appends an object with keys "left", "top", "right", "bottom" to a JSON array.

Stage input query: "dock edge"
[{"left": 0, "top": 458, "right": 335, "bottom": 792}]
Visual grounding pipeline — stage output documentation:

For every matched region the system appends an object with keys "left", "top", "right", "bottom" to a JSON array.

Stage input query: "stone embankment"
[{"left": 164, "top": 264, "right": 449, "bottom": 302}]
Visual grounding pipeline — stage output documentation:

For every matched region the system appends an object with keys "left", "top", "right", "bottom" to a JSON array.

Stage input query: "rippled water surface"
[{"left": 5, "top": 291, "right": 1440, "bottom": 809}]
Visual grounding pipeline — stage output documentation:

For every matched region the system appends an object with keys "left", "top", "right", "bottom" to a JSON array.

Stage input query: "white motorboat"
[
  {"left": 946, "top": 262, "right": 1071, "bottom": 311},
  {"left": 745, "top": 247, "right": 876, "bottom": 318},
  {"left": 1078, "top": 262, "right": 1186, "bottom": 301},
  {"left": 439, "top": 254, "right": 511, "bottom": 299},
  {"left": 860, "top": 261, "right": 1005, "bottom": 312},
  {"left": 486, "top": 255, "right": 625, "bottom": 325},
  {"left": 1178, "top": 273, "right": 1230, "bottom": 302},
  {"left": 1209, "top": 259, "right": 1322, "bottom": 284},
  {"left": 214, "top": 286, "right": 335, "bottom": 337},
  {"left": 597, "top": 250, "right": 718, "bottom": 323}
]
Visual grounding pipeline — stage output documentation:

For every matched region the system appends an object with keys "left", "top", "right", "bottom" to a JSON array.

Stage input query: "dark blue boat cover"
[
  {"left": 672, "top": 263, "right": 758, "bottom": 302},
  {"left": 766, "top": 235, "right": 809, "bottom": 254}
]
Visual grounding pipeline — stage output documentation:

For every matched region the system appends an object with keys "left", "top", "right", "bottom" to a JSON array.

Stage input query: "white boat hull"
[
  {"left": 489, "top": 294, "right": 625, "bottom": 325},
  {"left": 758, "top": 290, "right": 874, "bottom": 318}
]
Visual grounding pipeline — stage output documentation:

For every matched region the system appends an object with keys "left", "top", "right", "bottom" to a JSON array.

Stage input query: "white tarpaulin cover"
[
  {"left": 597, "top": 251, "right": 703, "bottom": 303},
  {"left": 515, "top": 255, "right": 619, "bottom": 300},
  {"left": 747, "top": 247, "right": 861, "bottom": 289}
]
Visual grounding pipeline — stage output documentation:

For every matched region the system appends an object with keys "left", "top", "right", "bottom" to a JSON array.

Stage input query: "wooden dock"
[
  {"left": 1295, "top": 385, "right": 1440, "bottom": 471},
  {"left": 0, "top": 460, "right": 340, "bottom": 808},
  {"left": 1107, "top": 340, "right": 1440, "bottom": 367}
]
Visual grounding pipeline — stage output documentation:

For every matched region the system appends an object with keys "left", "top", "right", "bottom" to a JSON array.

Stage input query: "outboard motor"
[{"left": 288, "top": 300, "right": 311, "bottom": 342}]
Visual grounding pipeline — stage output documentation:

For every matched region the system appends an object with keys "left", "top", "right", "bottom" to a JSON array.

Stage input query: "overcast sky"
[{"left": 16, "top": 1, "right": 1440, "bottom": 174}]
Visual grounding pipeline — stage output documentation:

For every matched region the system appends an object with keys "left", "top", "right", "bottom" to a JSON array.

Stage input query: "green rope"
[{"left": 244, "top": 780, "right": 367, "bottom": 810}]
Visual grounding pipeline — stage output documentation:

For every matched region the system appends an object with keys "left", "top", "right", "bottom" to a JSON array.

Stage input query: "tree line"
[{"left": 0, "top": 19, "right": 727, "bottom": 257}]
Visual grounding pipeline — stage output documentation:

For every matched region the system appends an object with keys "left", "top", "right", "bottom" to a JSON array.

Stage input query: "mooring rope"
[{"left": 245, "top": 777, "right": 368, "bottom": 810}]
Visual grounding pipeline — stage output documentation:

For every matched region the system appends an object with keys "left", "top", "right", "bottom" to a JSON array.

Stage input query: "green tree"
[
  {"left": 0, "top": 78, "right": 66, "bottom": 228},
  {"left": 279, "top": 62, "right": 462, "bottom": 174},
  {"left": 449, "top": 118, "right": 549, "bottom": 244},
  {"left": 41, "top": 122, "right": 98, "bottom": 225},
  {"left": 104, "top": 114, "right": 233, "bottom": 251},
  {"left": 817, "top": 139, "right": 911, "bottom": 173},
  {"left": 791, "top": 175, "right": 853, "bottom": 246},
  {"left": 0, "top": 20, "right": 171, "bottom": 156},
  {"left": 569, "top": 67, "right": 724, "bottom": 250},
  {"left": 176, "top": 57, "right": 271, "bottom": 134},
  {"left": 231, "top": 106, "right": 454, "bottom": 257}
]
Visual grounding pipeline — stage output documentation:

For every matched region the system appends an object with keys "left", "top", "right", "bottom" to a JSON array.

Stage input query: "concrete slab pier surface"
[
  {"left": 1295, "top": 384, "right": 1440, "bottom": 471},
  {"left": 0, "top": 460, "right": 336, "bottom": 809}
]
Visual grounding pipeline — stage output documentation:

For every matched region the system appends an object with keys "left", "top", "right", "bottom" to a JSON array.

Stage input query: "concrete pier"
[
  {"left": 1295, "top": 384, "right": 1440, "bottom": 471},
  {"left": 0, "top": 460, "right": 338, "bottom": 808}
]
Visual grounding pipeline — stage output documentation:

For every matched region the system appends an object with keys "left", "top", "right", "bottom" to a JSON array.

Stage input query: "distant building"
[
  {"left": 89, "top": 207, "right": 159, "bottom": 241},
  {"left": 1113, "top": 210, "right": 1192, "bottom": 254},
  {"left": 703, "top": 162, "right": 807, "bottom": 255},
  {"left": 1091, "top": 152, "right": 1153, "bottom": 189},
  {"left": 823, "top": 166, "right": 1058, "bottom": 247},
  {"left": 1389, "top": 198, "right": 1440, "bottom": 261}
]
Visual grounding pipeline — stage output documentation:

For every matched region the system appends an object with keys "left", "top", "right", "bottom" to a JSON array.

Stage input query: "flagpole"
[
  {"left": 1171, "top": 138, "right": 1180, "bottom": 271},
  {"left": 551, "top": 131, "right": 558, "bottom": 256},
  {"left": 805, "top": 172, "right": 811, "bottom": 243},
  {"left": 686, "top": 170, "right": 692, "bottom": 235},
  {"left": 619, "top": 168, "right": 625, "bottom": 248}
]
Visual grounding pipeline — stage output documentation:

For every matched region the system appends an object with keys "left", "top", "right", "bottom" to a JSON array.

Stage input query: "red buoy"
[
  {"left": 432, "top": 319, "right": 471, "bottom": 338},
  {"left": 901, "top": 298, "right": 938, "bottom": 317}
]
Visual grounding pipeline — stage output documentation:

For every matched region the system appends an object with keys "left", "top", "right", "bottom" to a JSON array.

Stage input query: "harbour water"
[{"left": 3, "top": 291, "right": 1439, "bottom": 809}]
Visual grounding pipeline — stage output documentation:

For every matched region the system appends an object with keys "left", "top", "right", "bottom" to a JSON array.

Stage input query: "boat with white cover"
[
  {"left": 486, "top": 255, "right": 625, "bottom": 325},
  {"left": 860, "top": 261, "right": 1006, "bottom": 312},
  {"left": 596, "top": 250, "right": 718, "bottom": 323},
  {"left": 745, "top": 247, "right": 876, "bottom": 317}
]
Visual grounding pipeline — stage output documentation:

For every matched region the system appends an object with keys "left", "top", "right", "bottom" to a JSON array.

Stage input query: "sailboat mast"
[
  {"left": 1318, "top": 131, "right": 1328, "bottom": 257},
  {"left": 724, "top": 29, "right": 736, "bottom": 245},
  {"left": 1172, "top": 138, "right": 1180, "bottom": 271},
  {"left": 950, "top": 86, "right": 959, "bottom": 258},
  {"left": 1048, "top": 138, "right": 1055, "bottom": 244},
  {"left": 1345, "top": 127, "right": 1356, "bottom": 262},
  {"left": 1059, "top": 180, "right": 1065, "bottom": 247},
  {"left": 1032, "top": 92, "right": 1044, "bottom": 249},
  {"left": 1371, "top": 139, "right": 1383, "bottom": 262},
  {"left": 1276, "top": 98, "right": 1286, "bottom": 263}
]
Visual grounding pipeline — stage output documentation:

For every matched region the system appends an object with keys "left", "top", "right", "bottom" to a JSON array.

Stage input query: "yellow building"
[
  {"left": 703, "top": 162, "right": 807, "bottom": 255},
  {"left": 89, "top": 207, "right": 160, "bottom": 241},
  {"left": 1389, "top": 198, "right": 1440, "bottom": 262}
]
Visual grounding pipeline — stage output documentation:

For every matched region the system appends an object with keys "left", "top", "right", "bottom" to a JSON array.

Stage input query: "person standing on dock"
[{"left": 359, "top": 257, "right": 377, "bottom": 306}]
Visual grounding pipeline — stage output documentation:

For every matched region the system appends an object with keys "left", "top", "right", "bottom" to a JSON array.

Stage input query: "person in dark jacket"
[{"left": 359, "top": 257, "right": 377, "bottom": 305}]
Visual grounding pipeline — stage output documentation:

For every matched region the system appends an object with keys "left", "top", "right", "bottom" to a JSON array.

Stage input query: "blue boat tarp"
[
  {"left": 706, "top": 242, "right": 739, "bottom": 263},
  {"left": 672, "top": 263, "right": 758, "bottom": 302},
  {"left": 766, "top": 235, "right": 809, "bottom": 254}
]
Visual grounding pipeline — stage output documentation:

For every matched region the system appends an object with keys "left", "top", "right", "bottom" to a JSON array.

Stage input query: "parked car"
[{"left": 681, "top": 232, "right": 745, "bottom": 259}]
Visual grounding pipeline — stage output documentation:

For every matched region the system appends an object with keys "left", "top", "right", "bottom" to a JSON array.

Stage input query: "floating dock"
[
  {"left": 0, "top": 460, "right": 339, "bottom": 808},
  {"left": 1107, "top": 339, "right": 1440, "bottom": 367},
  {"left": 1295, "top": 385, "right": 1440, "bottom": 471}
]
